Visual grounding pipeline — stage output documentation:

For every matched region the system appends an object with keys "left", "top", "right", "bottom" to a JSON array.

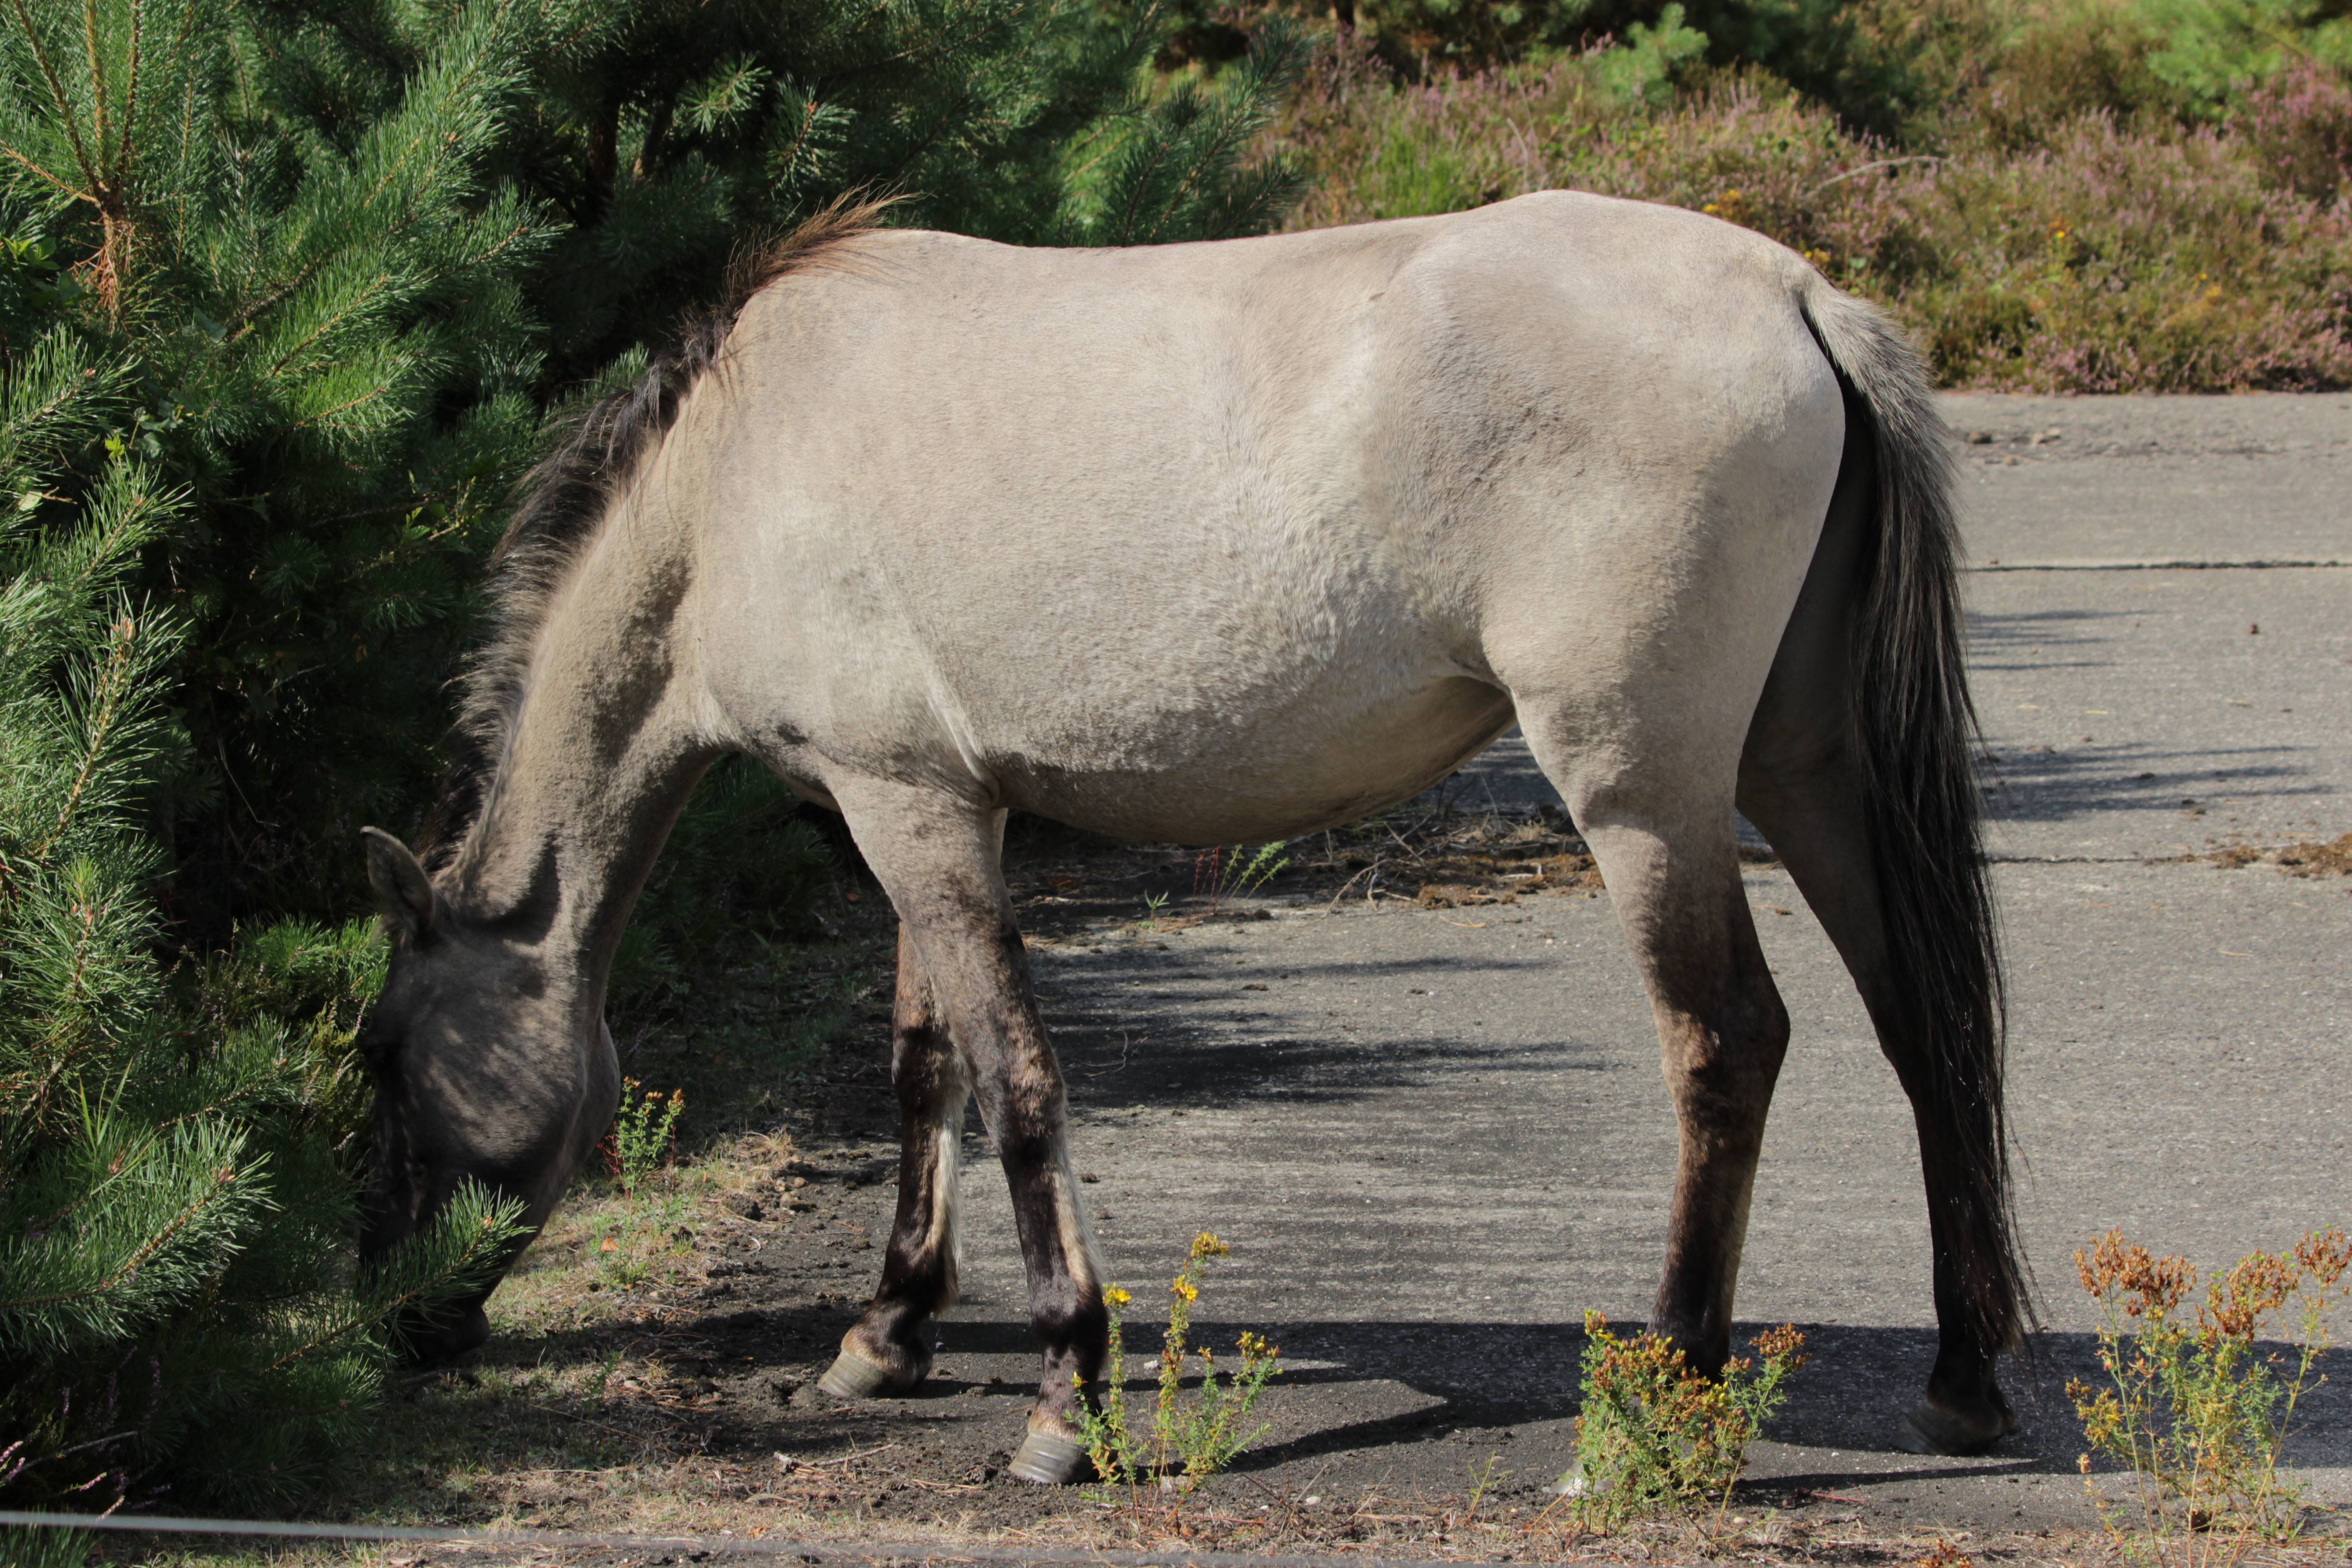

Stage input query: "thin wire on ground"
[{"left": 0, "top": 1508, "right": 1504, "bottom": 1567}]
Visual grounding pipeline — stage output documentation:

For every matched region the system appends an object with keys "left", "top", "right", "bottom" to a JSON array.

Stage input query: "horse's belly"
[{"left": 979, "top": 673, "right": 1517, "bottom": 844}]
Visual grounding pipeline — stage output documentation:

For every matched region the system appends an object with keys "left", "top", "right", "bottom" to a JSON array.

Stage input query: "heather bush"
[
  {"left": 2238, "top": 59, "right": 2352, "bottom": 200},
  {"left": 1269, "top": 28, "right": 2352, "bottom": 389},
  {"left": 1892, "top": 116, "right": 2352, "bottom": 389},
  {"left": 1968, "top": 0, "right": 2169, "bottom": 148}
]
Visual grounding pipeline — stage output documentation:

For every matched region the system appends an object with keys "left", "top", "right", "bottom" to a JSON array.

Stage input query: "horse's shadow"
[
  {"left": 915, "top": 1316, "right": 2352, "bottom": 1479},
  {"left": 458, "top": 1295, "right": 2352, "bottom": 1492},
  {"left": 1429, "top": 685, "right": 2334, "bottom": 844}
]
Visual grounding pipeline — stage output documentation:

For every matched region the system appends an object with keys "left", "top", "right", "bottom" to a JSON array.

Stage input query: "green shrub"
[
  {"left": 0, "top": 0, "right": 1314, "bottom": 938},
  {"left": 2068, "top": 1228, "right": 2352, "bottom": 1563},
  {"left": 608, "top": 760, "right": 836, "bottom": 1009},
  {"left": 1562, "top": 1312, "right": 1807, "bottom": 1529},
  {"left": 2136, "top": 0, "right": 2352, "bottom": 120},
  {"left": 0, "top": 0, "right": 555, "bottom": 931},
  {"left": 0, "top": 0, "right": 1314, "bottom": 1514}
]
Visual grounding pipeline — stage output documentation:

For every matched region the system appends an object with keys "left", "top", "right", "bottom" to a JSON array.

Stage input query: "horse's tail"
[{"left": 1797, "top": 279, "right": 2027, "bottom": 1359}]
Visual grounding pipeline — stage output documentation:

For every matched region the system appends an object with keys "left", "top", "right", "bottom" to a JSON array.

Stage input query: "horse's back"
[{"left": 686, "top": 193, "right": 1847, "bottom": 839}]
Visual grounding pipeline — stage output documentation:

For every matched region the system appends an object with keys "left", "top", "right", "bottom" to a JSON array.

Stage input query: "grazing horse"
[{"left": 357, "top": 191, "right": 2024, "bottom": 1484}]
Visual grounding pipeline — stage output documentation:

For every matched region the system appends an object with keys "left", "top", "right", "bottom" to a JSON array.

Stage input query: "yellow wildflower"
[
  {"left": 1103, "top": 1284, "right": 1132, "bottom": 1308},
  {"left": 1190, "top": 1231, "right": 1229, "bottom": 1260}
]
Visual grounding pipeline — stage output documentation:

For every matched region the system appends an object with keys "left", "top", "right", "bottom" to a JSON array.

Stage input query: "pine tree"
[
  {"left": 3, "top": 0, "right": 1308, "bottom": 932},
  {"left": 246, "top": 0, "right": 1310, "bottom": 386},
  {"left": 0, "top": 60, "right": 523, "bottom": 1515},
  {"left": 0, "top": 0, "right": 553, "bottom": 930}
]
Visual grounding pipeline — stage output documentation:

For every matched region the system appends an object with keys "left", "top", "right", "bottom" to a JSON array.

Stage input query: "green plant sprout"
[
  {"left": 1195, "top": 842, "right": 1291, "bottom": 908},
  {"left": 1560, "top": 1311, "right": 1807, "bottom": 1530},
  {"left": 609, "top": 1078, "right": 686, "bottom": 1195},
  {"left": 2068, "top": 1227, "right": 2352, "bottom": 1568},
  {"left": 589, "top": 1079, "right": 688, "bottom": 1284},
  {"left": 1079, "top": 1232, "right": 1282, "bottom": 1492}
]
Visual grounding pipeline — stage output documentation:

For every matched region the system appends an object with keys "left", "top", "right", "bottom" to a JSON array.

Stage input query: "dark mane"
[{"left": 418, "top": 195, "right": 897, "bottom": 871}]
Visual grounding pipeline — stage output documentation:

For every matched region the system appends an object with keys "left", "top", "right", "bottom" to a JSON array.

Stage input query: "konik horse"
[{"left": 357, "top": 191, "right": 2024, "bottom": 1483}]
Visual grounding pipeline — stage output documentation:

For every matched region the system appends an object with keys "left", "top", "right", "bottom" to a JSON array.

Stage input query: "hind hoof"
[
  {"left": 1007, "top": 1431, "right": 1090, "bottom": 1485},
  {"left": 1897, "top": 1396, "right": 2017, "bottom": 1456},
  {"left": 815, "top": 1349, "right": 920, "bottom": 1401}
]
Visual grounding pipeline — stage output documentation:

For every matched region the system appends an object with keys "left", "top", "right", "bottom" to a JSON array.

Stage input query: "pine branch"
[
  {"left": 27, "top": 614, "right": 141, "bottom": 861},
  {"left": 1, "top": 0, "right": 103, "bottom": 199}
]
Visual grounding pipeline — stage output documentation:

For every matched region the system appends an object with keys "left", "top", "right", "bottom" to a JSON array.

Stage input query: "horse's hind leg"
[
  {"left": 1740, "top": 704, "right": 2019, "bottom": 1451},
  {"left": 818, "top": 920, "right": 971, "bottom": 1398},
  {"left": 824, "top": 784, "right": 1105, "bottom": 1483},
  {"left": 1740, "top": 753, "right": 2017, "bottom": 1454},
  {"left": 1532, "top": 735, "right": 1793, "bottom": 1374},
  {"left": 1735, "top": 416, "right": 2020, "bottom": 1455}
]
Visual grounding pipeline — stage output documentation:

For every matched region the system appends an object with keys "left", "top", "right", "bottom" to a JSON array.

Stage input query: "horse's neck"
[{"left": 445, "top": 505, "right": 713, "bottom": 981}]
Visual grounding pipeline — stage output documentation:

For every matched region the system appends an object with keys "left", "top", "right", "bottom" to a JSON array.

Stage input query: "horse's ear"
[{"left": 362, "top": 826, "right": 437, "bottom": 944}]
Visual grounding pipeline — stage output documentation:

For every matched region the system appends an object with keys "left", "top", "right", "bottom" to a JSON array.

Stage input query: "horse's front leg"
[
  {"left": 828, "top": 786, "right": 1107, "bottom": 1484},
  {"left": 819, "top": 921, "right": 971, "bottom": 1398}
]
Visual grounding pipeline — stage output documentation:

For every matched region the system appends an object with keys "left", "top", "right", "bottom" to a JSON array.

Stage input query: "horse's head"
[{"left": 356, "top": 827, "right": 621, "bottom": 1357}]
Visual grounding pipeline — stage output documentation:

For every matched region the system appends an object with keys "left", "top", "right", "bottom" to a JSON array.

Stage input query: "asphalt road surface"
[{"left": 875, "top": 395, "right": 2352, "bottom": 1529}]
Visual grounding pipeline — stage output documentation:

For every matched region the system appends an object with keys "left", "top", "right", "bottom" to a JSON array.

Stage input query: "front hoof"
[
  {"left": 398, "top": 1301, "right": 490, "bottom": 1363},
  {"left": 816, "top": 1348, "right": 922, "bottom": 1401},
  {"left": 1897, "top": 1393, "right": 2018, "bottom": 1456},
  {"left": 1007, "top": 1430, "right": 1091, "bottom": 1485}
]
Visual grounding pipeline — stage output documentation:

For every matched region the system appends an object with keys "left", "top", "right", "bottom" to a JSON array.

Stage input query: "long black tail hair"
[{"left": 1800, "top": 279, "right": 2028, "bottom": 1361}]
